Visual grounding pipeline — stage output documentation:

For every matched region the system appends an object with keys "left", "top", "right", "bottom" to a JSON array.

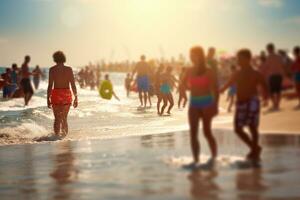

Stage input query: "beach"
[{"left": 1, "top": 73, "right": 300, "bottom": 200}]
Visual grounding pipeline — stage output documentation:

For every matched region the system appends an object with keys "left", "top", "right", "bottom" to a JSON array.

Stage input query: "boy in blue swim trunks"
[
  {"left": 221, "top": 49, "right": 269, "bottom": 162},
  {"left": 292, "top": 46, "right": 300, "bottom": 109},
  {"left": 132, "top": 55, "right": 151, "bottom": 108}
]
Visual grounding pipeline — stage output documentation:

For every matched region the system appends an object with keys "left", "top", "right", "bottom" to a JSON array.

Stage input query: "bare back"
[{"left": 50, "top": 65, "right": 73, "bottom": 89}]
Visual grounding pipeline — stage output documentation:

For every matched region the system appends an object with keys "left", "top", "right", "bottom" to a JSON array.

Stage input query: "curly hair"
[{"left": 53, "top": 51, "right": 66, "bottom": 64}]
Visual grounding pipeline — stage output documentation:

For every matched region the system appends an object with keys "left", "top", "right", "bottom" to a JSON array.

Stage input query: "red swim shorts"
[{"left": 51, "top": 89, "right": 72, "bottom": 105}]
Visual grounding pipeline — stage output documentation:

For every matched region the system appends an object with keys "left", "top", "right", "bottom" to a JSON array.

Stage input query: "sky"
[{"left": 0, "top": 0, "right": 300, "bottom": 67}]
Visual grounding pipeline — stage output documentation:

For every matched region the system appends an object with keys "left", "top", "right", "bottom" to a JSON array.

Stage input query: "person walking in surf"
[
  {"left": 132, "top": 55, "right": 151, "bottom": 109},
  {"left": 47, "top": 51, "right": 78, "bottom": 137},
  {"left": 20, "top": 55, "right": 34, "bottom": 106},
  {"left": 32, "top": 65, "right": 44, "bottom": 90},
  {"left": 154, "top": 64, "right": 165, "bottom": 114},
  {"left": 221, "top": 49, "right": 269, "bottom": 163},
  {"left": 183, "top": 46, "right": 219, "bottom": 168},
  {"left": 159, "top": 66, "right": 177, "bottom": 115},
  {"left": 292, "top": 46, "right": 300, "bottom": 109},
  {"left": 263, "top": 43, "right": 284, "bottom": 111}
]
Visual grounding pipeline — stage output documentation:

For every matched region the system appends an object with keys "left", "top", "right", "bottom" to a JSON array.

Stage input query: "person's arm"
[
  {"left": 132, "top": 64, "right": 137, "bottom": 79},
  {"left": 113, "top": 91, "right": 120, "bottom": 101},
  {"left": 219, "top": 73, "right": 236, "bottom": 94},
  {"left": 182, "top": 69, "right": 190, "bottom": 91},
  {"left": 39, "top": 69, "right": 45, "bottom": 78},
  {"left": 47, "top": 69, "right": 53, "bottom": 108},
  {"left": 211, "top": 70, "right": 219, "bottom": 104},
  {"left": 70, "top": 68, "right": 78, "bottom": 108},
  {"left": 258, "top": 72, "right": 269, "bottom": 106}
]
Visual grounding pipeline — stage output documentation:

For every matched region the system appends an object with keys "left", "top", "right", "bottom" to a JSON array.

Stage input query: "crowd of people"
[
  {"left": 104, "top": 43, "right": 299, "bottom": 167},
  {"left": 0, "top": 56, "right": 44, "bottom": 105}
]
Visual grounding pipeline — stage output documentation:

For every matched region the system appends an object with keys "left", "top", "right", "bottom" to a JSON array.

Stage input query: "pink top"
[{"left": 188, "top": 75, "right": 211, "bottom": 90}]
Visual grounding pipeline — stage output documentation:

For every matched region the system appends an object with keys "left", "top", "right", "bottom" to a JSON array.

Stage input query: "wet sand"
[{"left": 1, "top": 130, "right": 300, "bottom": 200}]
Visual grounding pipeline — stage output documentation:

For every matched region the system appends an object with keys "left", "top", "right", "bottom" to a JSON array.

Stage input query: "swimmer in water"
[
  {"left": 47, "top": 51, "right": 78, "bottom": 137},
  {"left": 183, "top": 46, "right": 219, "bottom": 167},
  {"left": 220, "top": 49, "right": 269, "bottom": 162}
]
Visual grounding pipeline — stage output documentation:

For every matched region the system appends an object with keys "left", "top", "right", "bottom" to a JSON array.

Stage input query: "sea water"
[{"left": 0, "top": 72, "right": 232, "bottom": 145}]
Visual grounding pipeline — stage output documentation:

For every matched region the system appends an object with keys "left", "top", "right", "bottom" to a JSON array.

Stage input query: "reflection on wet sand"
[
  {"left": 141, "top": 133, "right": 176, "bottom": 149},
  {"left": 188, "top": 169, "right": 220, "bottom": 200},
  {"left": 235, "top": 169, "right": 267, "bottom": 200},
  {"left": 19, "top": 145, "right": 38, "bottom": 200},
  {"left": 50, "top": 142, "right": 79, "bottom": 200},
  {"left": 1, "top": 131, "right": 300, "bottom": 199}
]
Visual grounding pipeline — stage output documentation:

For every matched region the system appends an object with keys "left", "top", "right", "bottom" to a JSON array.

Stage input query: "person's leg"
[
  {"left": 167, "top": 93, "right": 174, "bottom": 114},
  {"left": 24, "top": 92, "right": 29, "bottom": 106},
  {"left": 270, "top": 94, "right": 276, "bottom": 110},
  {"left": 127, "top": 88, "right": 130, "bottom": 97},
  {"left": 61, "top": 105, "right": 71, "bottom": 136},
  {"left": 178, "top": 94, "right": 182, "bottom": 109},
  {"left": 33, "top": 79, "right": 38, "bottom": 90},
  {"left": 52, "top": 105, "right": 63, "bottom": 135},
  {"left": 157, "top": 95, "right": 162, "bottom": 114},
  {"left": 269, "top": 77, "right": 276, "bottom": 110},
  {"left": 27, "top": 92, "right": 33, "bottom": 104},
  {"left": 228, "top": 96, "right": 234, "bottom": 112},
  {"left": 183, "top": 92, "right": 188, "bottom": 108},
  {"left": 202, "top": 115, "right": 217, "bottom": 159},
  {"left": 234, "top": 126, "right": 252, "bottom": 149},
  {"left": 148, "top": 93, "right": 152, "bottom": 107},
  {"left": 188, "top": 108, "right": 201, "bottom": 163},
  {"left": 296, "top": 84, "right": 300, "bottom": 106},
  {"left": 143, "top": 92, "right": 148, "bottom": 108},
  {"left": 36, "top": 80, "right": 40, "bottom": 90},
  {"left": 248, "top": 125, "right": 261, "bottom": 160},
  {"left": 160, "top": 95, "right": 168, "bottom": 115},
  {"left": 276, "top": 76, "right": 283, "bottom": 110},
  {"left": 138, "top": 91, "right": 143, "bottom": 107}
]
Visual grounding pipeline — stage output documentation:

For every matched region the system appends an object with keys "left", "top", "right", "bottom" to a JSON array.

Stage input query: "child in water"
[
  {"left": 159, "top": 66, "right": 177, "bottom": 115},
  {"left": 221, "top": 49, "right": 268, "bottom": 162}
]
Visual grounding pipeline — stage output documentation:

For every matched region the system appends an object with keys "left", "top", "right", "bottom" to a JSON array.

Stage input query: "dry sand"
[{"left": 217, "top": 94, "right": 300, "bottom": 134}]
